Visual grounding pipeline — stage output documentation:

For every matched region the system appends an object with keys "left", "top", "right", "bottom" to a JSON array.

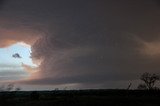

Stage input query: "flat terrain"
[{"left": 0, "top": 90, "right": 160, "bottom": 106}]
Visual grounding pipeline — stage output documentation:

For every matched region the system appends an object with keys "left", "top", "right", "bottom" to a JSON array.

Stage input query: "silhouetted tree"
[
  {"left": 55, "top": 88, "right": 59, "bottom": 91},
  {"left": 0, "top": 84, "right": 22, "bottom": 91},
  {"left": 127, "top": 83, "right": 132, "bottom": 90},
  {"left": 137, "top": 84, "right": 147, "bottom": 90},
  {"left": 0, "top": 84, "right": 14, "bottom": 91},
  {"left": 6, "top": 84, "right": 14, "bottom": 91},
  {"left": 15, "top": 87, "right": 21, "bottom": 91},
  {"left": 140, "top": 72, "right": 160, "bottom": 90},
  {"left": 0, "top": 85, "right": 5, "bottom": 91}
]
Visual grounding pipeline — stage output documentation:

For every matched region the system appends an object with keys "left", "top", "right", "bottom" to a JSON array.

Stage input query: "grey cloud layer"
[{"left": 0, "top": 64, "right": 29, "bottom": 81}]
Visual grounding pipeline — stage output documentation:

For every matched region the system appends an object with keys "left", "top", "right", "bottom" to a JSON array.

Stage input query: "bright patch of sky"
[{"left": 0, "top": 42, "right": 36, "bottom": 81}]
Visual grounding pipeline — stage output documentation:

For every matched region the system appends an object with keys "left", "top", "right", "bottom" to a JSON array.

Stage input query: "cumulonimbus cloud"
[{"left": 1, "top": 0, "right": 160, "bottom": 89}]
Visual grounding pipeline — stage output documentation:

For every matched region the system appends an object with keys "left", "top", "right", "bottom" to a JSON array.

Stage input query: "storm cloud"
[{"left": 0, "top": 0, "right": 160, "bottom": 89}]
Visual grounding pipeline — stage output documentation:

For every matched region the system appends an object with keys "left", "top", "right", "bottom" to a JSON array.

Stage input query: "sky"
[
  {"left": 0, "top": 0, "right": 160, "bottom": 90},
  {"left": 0, "top": 43, "right": 35, "bottom": 81}
]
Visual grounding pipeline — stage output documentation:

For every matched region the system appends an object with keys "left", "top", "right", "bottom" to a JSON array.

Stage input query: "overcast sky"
[{"left": 0, "top": 0, "right": 160, "bottom": 90}]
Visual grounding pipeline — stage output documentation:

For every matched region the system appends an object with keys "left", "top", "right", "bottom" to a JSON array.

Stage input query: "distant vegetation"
[
  {"left": 138, "top": 72, "right": 160, "bottom": 90},
  {"left": 0, "top": 84, "right": 21, "bottom": 91}
]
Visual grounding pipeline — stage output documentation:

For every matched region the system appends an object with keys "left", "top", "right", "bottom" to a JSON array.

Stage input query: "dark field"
[{"left": 0, "top": 90, "right": 160, "bottom": 106}]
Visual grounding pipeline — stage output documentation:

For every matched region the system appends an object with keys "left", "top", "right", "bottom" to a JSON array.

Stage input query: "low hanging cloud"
[{"left": 0, "top": 0, "right": 160, "bottom": 88}]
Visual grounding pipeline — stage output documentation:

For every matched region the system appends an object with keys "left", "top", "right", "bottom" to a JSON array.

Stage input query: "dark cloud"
[
  {"left": 0, "top": 0, "right": 160, "bottom": 88},
  {"left": 12, "top": 53, "right": 22, "bottom": 58},
  {"left": 28, "top": 0, "right": 160, "bottom": 87},
  {"left": 0, "top": 0, "right": 6, "bottom": 9}
]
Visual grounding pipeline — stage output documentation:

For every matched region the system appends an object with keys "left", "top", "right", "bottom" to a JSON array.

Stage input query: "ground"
[{"left": 0, "top": 90, "right": 160, "bottom": 106}]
